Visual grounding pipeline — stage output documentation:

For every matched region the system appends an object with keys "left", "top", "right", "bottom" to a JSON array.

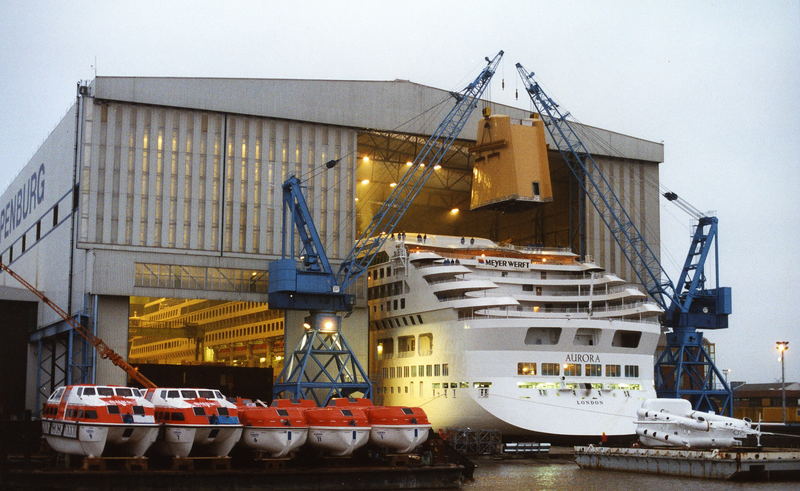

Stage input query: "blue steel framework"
[
  {"left": 31, "top": 315, "right": 93, "bottom": 415},
  {"left": 269, "top": 51, "right": 504, "bottom": 405},
  {"left": 515, "top": 63, "right": 733, "bottom": 415}
]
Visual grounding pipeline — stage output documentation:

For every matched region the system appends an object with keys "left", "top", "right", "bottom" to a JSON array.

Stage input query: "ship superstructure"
[{"left": 368, "top": 234, "right": 662, "bottom": 438}]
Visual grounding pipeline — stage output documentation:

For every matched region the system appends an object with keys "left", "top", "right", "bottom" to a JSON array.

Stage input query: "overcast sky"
[{"left": 1, "top": 0, "right": 798, "bottom": 384}]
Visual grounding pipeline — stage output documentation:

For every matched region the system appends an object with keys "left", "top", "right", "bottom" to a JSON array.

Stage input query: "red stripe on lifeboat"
[
  {"left": 366, "top": 406, "right": 430, "bottom": 426},
  {"left": 305, "top": 407, "right": 370, "bottom": 428}
]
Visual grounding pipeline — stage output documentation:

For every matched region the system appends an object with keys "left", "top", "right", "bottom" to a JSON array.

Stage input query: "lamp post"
[{"left": 776, "top": 341, "right": 789, "bottom": 424}]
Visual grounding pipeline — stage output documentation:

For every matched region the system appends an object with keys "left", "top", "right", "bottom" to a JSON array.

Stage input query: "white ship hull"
[
  {"left": 240, "top": 427, "right": 308, "bottom": 457},
  {"left": 369, "top": 235, "right": 663, "bottom": 441}
]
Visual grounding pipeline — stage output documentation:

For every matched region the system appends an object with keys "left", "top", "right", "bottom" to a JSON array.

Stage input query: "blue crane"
[
  {"left": 515, "top": 62, "right": 733, "bottom": 415},
  {"left": 268, "top": 51, "right": 504, "bottom": 404}
]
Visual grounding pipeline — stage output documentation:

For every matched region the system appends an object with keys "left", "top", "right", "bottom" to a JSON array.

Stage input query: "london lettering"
[{"left": 0, "top": 163, "right": 46, "bottom": 239}]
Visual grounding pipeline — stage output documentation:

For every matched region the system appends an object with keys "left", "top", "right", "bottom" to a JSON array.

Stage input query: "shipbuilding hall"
[{"left": 0, "top": 76, "right": 663, "bottom": 415}]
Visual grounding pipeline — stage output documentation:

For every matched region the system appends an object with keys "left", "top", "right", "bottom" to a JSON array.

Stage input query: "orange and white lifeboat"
[
  {"left": 235, "top": 398, "right": 310, "bottom": 458},
  {"left": 41, "top": 385, "right": 159, "bottom": 457},
  {"left": 329, "top": 398, "right": 431, "bottom": 453},
  {"left": 365, "top": 406, "right": 431, "bottom": 453},
  {"left": 305, "top": 399, "right": 370, "bottom": 456},
  {"left": 144, "top": 388, "right": 243, "bottom": 457}
]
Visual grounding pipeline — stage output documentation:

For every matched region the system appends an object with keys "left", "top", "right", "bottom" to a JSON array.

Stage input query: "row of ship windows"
[
  {"left": 371, "top": 313, "right": 423, "bottom": 331},
  {"left": 518, "top": 362, "right": 639, "bottom": 378},
  {"left": 369, "top": 266, "right": 393, "bottom": 280},
  {"left": 367, "top": 280, "right": 406, "bottom": 300},
  {"left": 381, "top": 363, "right": 449, "bottom": 380},
  {"left": 205, "top": 322, "right": 284, "bottom": 342},
  {"left": 376, "top": 333, "right": 432, "bottom": 359},
  {"left": 371, "top": 298, "right": 408, "bottom": 314},
  {"left": 376, "top": 381, "right": 484, "bottom": 396}
]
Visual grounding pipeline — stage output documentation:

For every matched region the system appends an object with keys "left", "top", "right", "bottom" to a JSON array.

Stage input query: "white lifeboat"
[
  {"left": 305, "top": 400, "right": 370, "bottom": 456},
  {"left": 41, "top": 385, "right": 159, "bottom": 457},
  {"left": 145, "top": 387, "right": 243, "bottom": 457},
  {"left": 236, "top": 398, "right": 310, "bottom": 458}
]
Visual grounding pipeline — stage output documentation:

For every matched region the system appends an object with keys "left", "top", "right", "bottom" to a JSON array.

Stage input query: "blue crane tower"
[
  {"left": 267, "top": 51, "right": 504, "bottom": 405},
  {"left": 515, "top": 62, "right": 733, "bottom": 415}
]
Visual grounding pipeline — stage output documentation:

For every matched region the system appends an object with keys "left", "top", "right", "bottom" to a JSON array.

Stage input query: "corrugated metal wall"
[{"left": 78, "top": 101, "right": 357, "bottom": 259}]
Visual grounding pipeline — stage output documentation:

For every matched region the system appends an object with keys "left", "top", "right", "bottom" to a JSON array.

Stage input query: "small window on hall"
[
  {"left": 379, "top": 268, "right": 384, "bottom": 279},
  {"left": 585, "top": 364, "right": 602, "bottom": 377},
  {"left": 564, "top": 364, "right": 581, "bottom": 376},
  {"left": 532, "top": 181, "right": 540, "bottom": 196},
  {"left": 426, "top": 365, "right": 432, "bottom": 377},
  {"left": 442, "top": 363, "right": 449, "bottom": 376},
  {"left": 522, "top": 284, "right": 533, "bottom": 292},
  {"left": 434, "top": 364, "right": 441, "bottom": 376},
  {"left": 605, "top": 365, "right": 621, "bottom": 377},
  {"left": 393, "top": 299, "right": 398, "bottom": 310},
  {"left": 21, "top": 235, "right": 26, "bottom": 252},
  {"left": 612, "top": 330, "right": 642, "bottom": 348},
  {"left": 542, "top": 363, "right": 561, "bottom": 375},
  {"left": 417, "top": 315, "right": 423, "bottom": 324},
  {"left": 411, "top": 365, "right": 417, "bottom": 377},
  {"left": 52, "top": 204, "right": 59, "bottom": 227},
  {"left": 387, "top": 266, "right": 391, "bottom": 276},
  {"left": 624, "top": 365, "right": 639, "bottom": 378},
  {"left": 400, "top": 298, "right": 405, "bottom": 309},
  {"left": 517, "top": 362, "right": 537, "bottom": 375}
]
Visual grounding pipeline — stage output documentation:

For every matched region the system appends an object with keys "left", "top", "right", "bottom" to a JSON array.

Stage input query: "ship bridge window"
[
  {"left": 198, "top": 390, "right": 214, "bottom": 398},
  {"left": 605, "top": 364, "right": 621, "bottom": 377},
  {"left": 418, "top": 333, "right": 433, "bottom": 356},
  {"left": 574, "top": 328, "right": 601, "bottom": 346},
  {"left": 181, "top": 390, "right": 198, "bottom": 398},
  {"left": 115, "top": 388, "right": 133, "bottom": 397},
  {"left": 612, "top": 330, "right": 642, "bottom": 348},
  {"left": 167, "top": 390, "right": 179, "bottom": 398},
  {"left": 541, "top": 363, "right": 560, "bottom": 376},
  {"left": 83, "top": 387, "right": 96, "bottom": 396},
  {"left": 97, "top": 387, "right": 114, "bottom": 396},
  {"left": 524, "top": 328, "right": 561, "bottom": 345},
  {"left": 517, "top": 362, "right": 537, "bottom": 375}
]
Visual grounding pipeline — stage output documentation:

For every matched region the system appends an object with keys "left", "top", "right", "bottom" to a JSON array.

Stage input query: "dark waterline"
[{"left": 456, "top": 458, "right": 798, "bottom": 490}]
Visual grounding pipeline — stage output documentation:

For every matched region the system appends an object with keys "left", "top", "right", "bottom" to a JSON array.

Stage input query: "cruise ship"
[{"left": 367, "top": 234, "right": 662, "bottom": 440}]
